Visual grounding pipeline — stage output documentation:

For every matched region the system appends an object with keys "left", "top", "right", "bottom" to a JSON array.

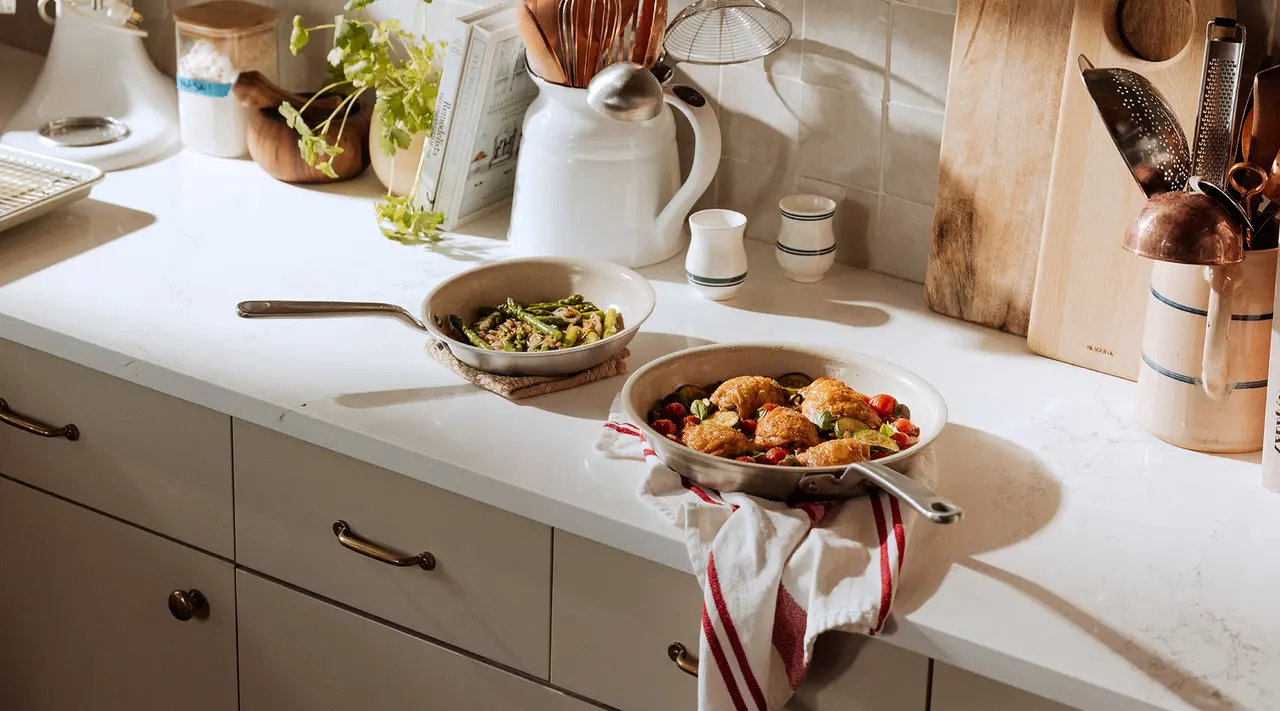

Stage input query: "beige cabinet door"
[
  {"left": 551, "top": 531, "right": 930, "bottom": 711},
  {"left": 236, "top": 570, "right": 599, "bottom": 711},
  {"left": 0, "top": 478, "right": 238, "bottom": 711},
  {"left": 931, "top": 662, "right": 1079, "bottom": 711}
]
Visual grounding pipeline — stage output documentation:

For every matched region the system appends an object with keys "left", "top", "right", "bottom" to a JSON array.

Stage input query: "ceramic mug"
[
  {"left": 775, "top": 194, "right": 837, "bottom": 283},
  {"left": 685, "top": 209, "right": 747, "bottom": 300},
  {"left": 1135, "top": 248, "right": 1277, "bottom": 452}
]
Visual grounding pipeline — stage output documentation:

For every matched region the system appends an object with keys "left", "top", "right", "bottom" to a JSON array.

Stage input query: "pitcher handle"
[
  {"left": 1201, "top": 265, "right": 1235, "bottom": 402},
  {"left": 654, "top": 86, "right": 722, "bottom": 242}
]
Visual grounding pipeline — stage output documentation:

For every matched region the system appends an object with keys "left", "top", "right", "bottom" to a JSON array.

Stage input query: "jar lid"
[{"left": 174, "top": 0, "right": 277, "bottom": 35}]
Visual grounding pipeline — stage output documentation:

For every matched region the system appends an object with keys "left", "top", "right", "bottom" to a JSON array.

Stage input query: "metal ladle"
[{"left": 586, "top": 61, "right": 665, "bottom": 121}]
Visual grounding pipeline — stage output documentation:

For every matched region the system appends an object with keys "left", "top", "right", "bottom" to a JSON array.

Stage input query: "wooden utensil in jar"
[{"left": 519, "top": 1, "right": 568, "bottom": 84}]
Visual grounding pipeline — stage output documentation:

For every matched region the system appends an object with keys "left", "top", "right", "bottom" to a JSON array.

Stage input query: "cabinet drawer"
[
  {"left": 0, "top": 338, "right": 233, "bottom": 556},
  {"left": 0, "top": 478, "right": 238, "bottom": 711},
  {"left": 233, "top": 420, "right": 552, "bottom": 677},
  {"left": 551, "top": 531, "right": 930, "bottom": 711},
  {"left": 238, "top": 570, "right": 596, "bottom": 711}
]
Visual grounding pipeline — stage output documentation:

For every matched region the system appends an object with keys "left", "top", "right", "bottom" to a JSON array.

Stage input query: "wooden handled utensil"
[{"left": 519, "top": 1, "right": 568, "bottom": 84}]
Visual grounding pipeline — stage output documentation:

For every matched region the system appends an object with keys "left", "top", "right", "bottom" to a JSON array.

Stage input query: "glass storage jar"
[{"left": 173, "top": 0, "right": 278, "bottom": 157}]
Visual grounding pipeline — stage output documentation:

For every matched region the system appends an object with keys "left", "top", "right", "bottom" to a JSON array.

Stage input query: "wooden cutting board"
[
  {"left": 1027, "top": 0, "right": 1234, "bottom": 380},
  {"left": 924, "top": 0, "right": 1076, "bottom": 335}
]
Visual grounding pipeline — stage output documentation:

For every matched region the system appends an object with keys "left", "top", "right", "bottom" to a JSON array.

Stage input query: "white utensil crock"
[
  {"left": 685, "top": 209, "right": 747, "bottom": 300},
  {"left": 1136, "top": 248, "right": 1277, "bottom": 453},
  {"left": 776, "top": 194, "right": 837, "bottom": 282},
  {"left": 508, "top": 77, "right": 721, "bottom": 268}
]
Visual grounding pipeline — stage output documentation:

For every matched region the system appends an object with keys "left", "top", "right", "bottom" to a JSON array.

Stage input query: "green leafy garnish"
[
  {"left": 690, "top": 398, "right": 712, "bottom": 421},
  {"left": 285, "top": 0, "right": 447, "bottom": 244},
  {"left": 815, "top": 411, "right": 835, "bottom": 431}
]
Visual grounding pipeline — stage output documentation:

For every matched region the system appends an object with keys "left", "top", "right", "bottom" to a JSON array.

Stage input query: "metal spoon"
[
  {"left": 586, "top": 61, "right": 664, "bottom": 121},
  {"left": 236, "top": 300, "right": 429, "bottom": 332},
  {"left": 799, "top": 461, "right": 964, "bottom": 525}
]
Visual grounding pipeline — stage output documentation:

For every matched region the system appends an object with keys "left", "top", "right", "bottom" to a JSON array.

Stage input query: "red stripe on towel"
[
  {"left": 642, "top": 448, "right": 657, "bottom": 457},
  {"left": 680, "top": 476, "right": 724, "bottom": 506},
  {"left": 708, "top": 552, "right": 767, "bottom": 711},
  {"left": 604, "top": 422, "right": 641, "bottom": 437},
  {"left": 703, "top": 604, "right": 749, "bottom": 711},
  {"left": 890, "top": 497, "right": 905, "bottom": 574},
  {"left": 869, "top": 494, "right": 893, "bottom": 635},
  {"left": 772, "top": 585, "right": 809, "bottom": 690},
  {"left": 795, "top": 501, "right": 836, "bottom": 526}
]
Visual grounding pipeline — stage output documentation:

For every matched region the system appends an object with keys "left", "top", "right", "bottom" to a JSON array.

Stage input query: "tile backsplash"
[{"left": 5, "top": 0, "right": 1280, "bottom": 283}]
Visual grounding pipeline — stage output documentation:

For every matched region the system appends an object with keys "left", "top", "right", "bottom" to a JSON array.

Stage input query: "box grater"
[
  {"left": 1190, "top": 18, "right": 1246, "bottom": 189},
  {"left": 0, "top": 145, "right": 103, "bottom": 234}
]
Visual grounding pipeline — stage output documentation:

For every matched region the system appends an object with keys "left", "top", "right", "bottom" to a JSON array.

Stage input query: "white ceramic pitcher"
[{"left": 507, "top": 76, "right": 721, "bottom": 268}]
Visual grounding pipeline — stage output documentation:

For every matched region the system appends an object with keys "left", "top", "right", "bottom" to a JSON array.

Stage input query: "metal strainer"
[
  {"left": 662, "top": 0, "right": 792, "bottom": 65},
  {"left": 1078, "top": 54, "right": 1191, "bottom": 197}
]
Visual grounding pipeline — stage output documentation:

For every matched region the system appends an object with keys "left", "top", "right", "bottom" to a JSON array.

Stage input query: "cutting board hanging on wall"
[
  {"left": 1028, "top": 0, "right": 1234, "bottom": 380},
  {"left": 925, "top": 0, "right": 1076, "bottom": 336}
]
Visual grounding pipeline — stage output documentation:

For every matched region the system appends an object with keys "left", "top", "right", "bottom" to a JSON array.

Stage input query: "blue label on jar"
[{"left": 177, "top": 76, "right": 233, "bottom": 98}]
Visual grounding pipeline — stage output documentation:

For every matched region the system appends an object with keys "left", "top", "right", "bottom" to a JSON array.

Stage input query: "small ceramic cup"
[
  {"left": 776, "top": 194, "right": 837, "bottom": 283},
  {"left": 686, "top": 209, "right": 748, "bottom": 300}
]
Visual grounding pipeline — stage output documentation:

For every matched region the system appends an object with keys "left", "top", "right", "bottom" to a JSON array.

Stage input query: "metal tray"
[{"left": 0, "top": 145, "right": 103, "bottom": 234}]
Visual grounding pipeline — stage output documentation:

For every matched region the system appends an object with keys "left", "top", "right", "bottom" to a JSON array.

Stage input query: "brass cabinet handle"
[
  {"left": 332, "top": 520, "right": 436, "bottom": 570},
  {"left": 0, "top": 398, "right": 79, "bottom": 440},
  {"left": 168, "top": 589, "right": 208, "bottom": 621},
  {"left": 668, "top": 642, "right": 699, "bottom": 677}
]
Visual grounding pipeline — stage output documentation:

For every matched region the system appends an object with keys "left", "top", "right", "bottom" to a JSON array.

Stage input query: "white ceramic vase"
[
  {"left": 775, "top": 194, "right": 837, "bottom": 283},
  {"left": 368, "top": 112, "right": 426, "bottom": 196},
  {"left": 685, "top": 209, "right": 747, "bottom": 301}
]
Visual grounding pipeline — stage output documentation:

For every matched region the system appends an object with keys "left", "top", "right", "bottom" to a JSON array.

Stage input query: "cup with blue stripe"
[{"left": 776, "top": 194, "right": 837, "bottom": 283}]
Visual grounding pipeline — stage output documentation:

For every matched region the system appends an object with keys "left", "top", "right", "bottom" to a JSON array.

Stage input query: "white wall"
[{"left": 3, "top": 0, "right": 1278, "bottom": 282}]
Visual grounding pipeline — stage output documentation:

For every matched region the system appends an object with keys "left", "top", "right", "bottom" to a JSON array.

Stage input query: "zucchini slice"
[
  {"left": 851, "top": 429, "right": 899, "bottom": 453},
  {"left": 711, "top": 410, "right": 740, "bottom": 428},
  {"left": 834, "top": 417, "right": 872, "bottom": 437}
]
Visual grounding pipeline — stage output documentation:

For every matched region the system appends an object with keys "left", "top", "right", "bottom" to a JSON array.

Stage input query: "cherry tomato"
[
  {"left": 739, "top": 418, "right": 758, "bottom": 435},
  {"left": 735, "top": 456, "right": 755, "bottom": 463},
  {"left": 889, "top": 431, "right": 912, "bottom": 448},
  {"left": 682, "top": 416, "right": 702, "bottom": 431},
  {"left": 870, "top": 450, "right": 892, "bottom": 460},
  {"left": 761, "top": 403, "right": 780, "bottom": 413},
  {"left": 868, "top": 394, "right": 897, "bottom": 420},
  {"left": 666, "top": 434, "right": 681, "bottom": 443},
  {"left": 650, "top": 419, "right": 677, "bottom": 437},
  {"left": 763, "top": 447, "right": 790, "bottom": 465},
  {"left": 661, "top": 402, "right": 687, "bottom": 420},
  {"left": 891, "top": 418, "right": 919, "bottom": 436}
]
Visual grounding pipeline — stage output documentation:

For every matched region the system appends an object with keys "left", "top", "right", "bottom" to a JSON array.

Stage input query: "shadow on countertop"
[
  {"left": 0, "top": 199, "right": 155, "bottom": 287},
  {"left": 894, "top": 426, "right": 1243, "bottom": 711}
]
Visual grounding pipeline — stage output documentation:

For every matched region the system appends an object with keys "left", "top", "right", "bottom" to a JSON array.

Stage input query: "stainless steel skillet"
[{"left": 620, "top": 343, "right": 962, "bottom": 524}]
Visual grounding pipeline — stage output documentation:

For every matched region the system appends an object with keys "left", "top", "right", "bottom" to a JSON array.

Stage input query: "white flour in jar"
[{"left": 176, "top": 32, "right": 276, "bottom": 157}]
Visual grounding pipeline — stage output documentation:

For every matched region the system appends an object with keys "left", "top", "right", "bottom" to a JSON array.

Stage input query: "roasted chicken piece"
[
  {"left": 798, "top": 378, "right": 882, "bottom": 429},
  {"left": 710, "top": 376, "right": 789, "bottom": 416},
  {"left": 797, "top": 439, "right": 870, "bottom": 467},
  {"left": 681, "top": 422, "right": 750, "bottom": 458},
  {"left": 753, "top": 406, "right": 820, "bottom": 450}
]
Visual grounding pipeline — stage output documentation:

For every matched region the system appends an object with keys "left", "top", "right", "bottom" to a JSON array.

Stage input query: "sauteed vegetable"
[
  {"left": 646, "top": 373, "right": 919, "bottom": 466},
  {"left": 448, "top": 294, "right": 623, "bottom": 352}
]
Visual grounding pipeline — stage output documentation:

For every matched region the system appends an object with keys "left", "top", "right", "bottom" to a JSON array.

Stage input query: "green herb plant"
[{"left": 285, "top": 0, "right": 446, "bottom": 244}]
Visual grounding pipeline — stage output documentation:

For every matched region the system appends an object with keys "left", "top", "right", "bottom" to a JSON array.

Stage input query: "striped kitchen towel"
[{"left": 597, "top": 396, "right": 937, "bottom": 711}]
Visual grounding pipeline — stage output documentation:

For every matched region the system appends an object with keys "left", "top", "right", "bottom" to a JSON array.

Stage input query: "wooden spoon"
[{"left": 519, "top": 2, "right": 568, "bottom": 84}]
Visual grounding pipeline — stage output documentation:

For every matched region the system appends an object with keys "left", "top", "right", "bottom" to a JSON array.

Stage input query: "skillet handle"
[{"left": 845, "top": 461, "right": 964, "bottom": 525}]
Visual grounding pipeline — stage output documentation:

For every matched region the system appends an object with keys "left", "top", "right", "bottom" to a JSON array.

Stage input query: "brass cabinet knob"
[
  {"left": 168, "top": 589, "right": 208, "bottom": 621},
  {"left": 668, "top": 642, "right": 699, "bottom": 677}
]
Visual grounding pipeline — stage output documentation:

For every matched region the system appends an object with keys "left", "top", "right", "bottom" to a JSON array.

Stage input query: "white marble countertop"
[{"left": 1, "top": 142, "right": 1278, "bottom": 709}]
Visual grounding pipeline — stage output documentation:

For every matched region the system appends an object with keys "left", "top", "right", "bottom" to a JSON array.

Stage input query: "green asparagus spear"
[
  {"left": 584, "top": 331, "right": 601, "bottom": 344},
  {"left": 450, "top": 315, "right": 493, "bottom": 350},
  {"left": 564, "top": 325, "right": 582, "bottom": 348},
  {"left": 603, "top": 307, "right": 618, "bottom": 338},
  {"left": 505, "top": 298, "right": 563, "bottom": 341},
  {"left": 501, "top": 337, "right": 516, "bottom": 352}
]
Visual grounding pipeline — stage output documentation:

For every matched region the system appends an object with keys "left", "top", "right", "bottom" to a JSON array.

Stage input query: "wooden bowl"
[{"left": 246, "top": 95, "right": 371, "bottom": 184}]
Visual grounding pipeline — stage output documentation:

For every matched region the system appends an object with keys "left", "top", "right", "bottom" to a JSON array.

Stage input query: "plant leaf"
[{"left": 289, "top": 16, "right": 310, "bottom": 55}]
